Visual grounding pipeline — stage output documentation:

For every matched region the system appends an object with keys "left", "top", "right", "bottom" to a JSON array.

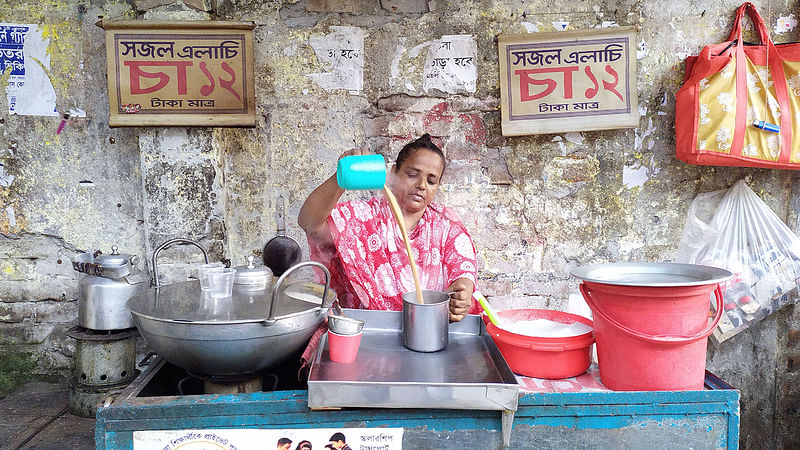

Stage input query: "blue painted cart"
[{"left": 95, "top": 357, "right": 739, "bottom": 449}]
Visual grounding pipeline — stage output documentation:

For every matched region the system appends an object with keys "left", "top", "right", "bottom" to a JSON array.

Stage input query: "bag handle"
[
  {"left": 727, "top": 2, "right": 771, "bottom": 45},
  {"left": 729, "top": 2, "right": 792, "bottom": 161},
  {"left": 579, "top": 283, "right": 724, "bottom": 345}
]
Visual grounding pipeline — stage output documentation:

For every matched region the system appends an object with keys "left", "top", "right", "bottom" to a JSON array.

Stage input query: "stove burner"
[
  {"left": 131, "top": 357, "right": 307, "bottom": 398},
  {"left": 179, "top": 371, "right": 280, "bottom": 395},
  {"left": 186, "top": 370, "right": 263, "bottom": 384},
  {"left": 67, "top": 325, "right": 138, "bottom": 341}
]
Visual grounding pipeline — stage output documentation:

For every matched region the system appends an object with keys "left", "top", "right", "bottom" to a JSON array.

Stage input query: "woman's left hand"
[{"left": 447, "top": 278, "right": 474, "bottom": 322}]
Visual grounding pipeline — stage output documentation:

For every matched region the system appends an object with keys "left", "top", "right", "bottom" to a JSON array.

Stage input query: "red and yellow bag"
[{"left": 676, "top": 2, "right": 800, "bottom": 169}]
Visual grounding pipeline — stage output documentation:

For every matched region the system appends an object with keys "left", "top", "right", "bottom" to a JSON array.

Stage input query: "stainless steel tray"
[{"left": 308, "top": 309, "right": 519, "bottom": 412}]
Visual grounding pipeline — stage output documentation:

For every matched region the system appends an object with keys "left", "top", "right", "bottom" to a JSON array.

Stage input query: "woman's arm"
[
  {"left": 298, "top": 148, "right": 370, "bottom": 246},
  {"left": 298, "top": 174, "right": 343, "bottom": 247}
]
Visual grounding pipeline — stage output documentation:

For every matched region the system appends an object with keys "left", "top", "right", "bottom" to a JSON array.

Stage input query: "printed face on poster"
[
  {"left": 498, "top": 28, "right": 639, "bottom": 136},
  {"left": 132, "top": 427, "right": 404, "bottom": 450},
  {"left": 102, "top": 21, "right": 256, "bottom": 127}
]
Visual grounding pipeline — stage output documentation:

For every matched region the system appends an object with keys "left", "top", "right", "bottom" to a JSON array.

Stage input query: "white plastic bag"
[{"left": 677, "top": 180, "right": 800, "bottom": 343}]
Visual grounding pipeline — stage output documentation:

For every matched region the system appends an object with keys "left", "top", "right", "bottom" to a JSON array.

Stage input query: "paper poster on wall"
[
  {"left": 133, "top": 427, "right": 404, "bottom": 450},
  {"left": 498, "top": 28, "right": 639, "bottom": 136},
  {"left": 102, "top": 20, "right": 256, "bottom": 127},
  {"left": 0, "top": 23, "right": 58, "bottom": 116},
  {"left": 306, "top": 26, "right": 364, "bottom": 94},
  {"left": 423, "top": 35, "right": 477, "bottom": 94}
]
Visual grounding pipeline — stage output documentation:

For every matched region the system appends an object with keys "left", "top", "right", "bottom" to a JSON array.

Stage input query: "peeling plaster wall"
[{"left": 0, "top": 0, "right": 799, "bottom": 447}]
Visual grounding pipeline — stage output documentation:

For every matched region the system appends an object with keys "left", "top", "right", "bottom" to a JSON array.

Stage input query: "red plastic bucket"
[
  {"left": 579, "top": 281, "right": 723, "bottom": 391},
  {"left": 486, "top": 309, "right": 594, "bottom": 379}
]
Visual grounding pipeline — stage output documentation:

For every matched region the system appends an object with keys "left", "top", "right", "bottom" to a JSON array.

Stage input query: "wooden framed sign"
[
  {"left": 498, "top": 28, "right": 639, "bottom": 136},
  {"left": 102, "top": 21, "right": 256, "bottom": 127}
]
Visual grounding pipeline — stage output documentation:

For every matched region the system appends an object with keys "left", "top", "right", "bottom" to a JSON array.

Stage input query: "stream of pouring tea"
[{"left": 383, "top": 186, "right": 424, "bottom": 304}]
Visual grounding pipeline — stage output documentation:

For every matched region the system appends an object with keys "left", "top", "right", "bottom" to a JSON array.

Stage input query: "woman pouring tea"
[{"left": 298, "top": 134, "right": 480, "bottom": 321}]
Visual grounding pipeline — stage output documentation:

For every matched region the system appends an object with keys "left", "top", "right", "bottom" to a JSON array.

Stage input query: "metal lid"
[
  {"left": 570, "top": 262, "right": 732, "bottom": 287},
  {"left": 233, "top": 256, "right": 273, "bottom": 285},
  {"left": 72, "top": 245, "right": 140, "bottom": 278},
  {"left": 94, "top": 245, "right": 133, "bottom": 268}
]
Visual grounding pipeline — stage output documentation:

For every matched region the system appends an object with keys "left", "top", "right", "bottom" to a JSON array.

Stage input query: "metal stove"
[
  {"left": 66, "top": 326, "right": 138, "bottom": 416},
  {"left": 68, "top": 245, "right": 148, "bottom": 417}
]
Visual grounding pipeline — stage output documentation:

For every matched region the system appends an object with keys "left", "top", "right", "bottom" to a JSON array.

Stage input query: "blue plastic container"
[{"left": 336, "top": 154, "right": 387, "bottom": 190}]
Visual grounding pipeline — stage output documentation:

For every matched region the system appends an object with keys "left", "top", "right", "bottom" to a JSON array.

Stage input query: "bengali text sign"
[
  {"left": 499, "top": 28, "right": 639, "bottom": 135},
  {"left": 103, "top": 21, "right": 256, "bottom": 127}
]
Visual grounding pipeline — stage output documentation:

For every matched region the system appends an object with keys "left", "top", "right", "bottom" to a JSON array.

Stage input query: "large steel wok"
[{"left": 127, "top": 261, "right": 335, "bottom": 378}]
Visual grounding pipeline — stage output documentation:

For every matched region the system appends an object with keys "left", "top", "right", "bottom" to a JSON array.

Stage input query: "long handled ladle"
[{"left": 472, "top": 291, "right": 504, "bottom": 328}]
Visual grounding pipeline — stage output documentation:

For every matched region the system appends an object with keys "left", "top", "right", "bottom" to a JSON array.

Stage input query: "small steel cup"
[{"left": 402, "top": 290, "right": 450, "bottom": 352}]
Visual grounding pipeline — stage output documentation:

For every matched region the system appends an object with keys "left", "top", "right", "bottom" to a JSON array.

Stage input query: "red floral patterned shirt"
[{"left": 309, "top": 196, "right": 479, "bottom": 312}]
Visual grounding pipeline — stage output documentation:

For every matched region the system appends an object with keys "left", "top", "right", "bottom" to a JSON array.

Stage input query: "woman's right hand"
[{"left": 338, "top": 148, "right": 371, "bottom": 162}]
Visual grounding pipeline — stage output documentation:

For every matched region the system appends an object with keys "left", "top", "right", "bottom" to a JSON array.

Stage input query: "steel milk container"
[
  {"left": 72, "top": 245, "right": 149, "bottom": 330},
  {"left": 402, "top": 290, "right": 450, "bottom": 352}
]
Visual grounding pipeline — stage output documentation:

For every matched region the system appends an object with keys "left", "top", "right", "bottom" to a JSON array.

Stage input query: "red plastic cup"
[{"left": 328, "top": 330, "right": 362, "bottom": 363}]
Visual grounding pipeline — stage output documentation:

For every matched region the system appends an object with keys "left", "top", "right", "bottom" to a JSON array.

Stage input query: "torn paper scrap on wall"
[
  {"left": 0, "top": 23, "right": 57, "bottom": 116},
  {"left": 0, "top": 163, "right": 14, "bottom": 187},
  {"left": 6, "top": 206, "right": 14, "bottom": 228},
  {"left": 520, "top": 22, "right": 540, "bottom": 33},
  {"left": 623, "top": 164, "right": 650, "bottom": 189},
  {"left": 306, "top": 26, "right": 364, "bottom": 94},
  {"left": 423, "top": 35, "right": 477, "bottom": 94},
  {"left": 775, "top": 15, "right": 798, "bottom": 35},
  {"left": 623, "top": 156, "right": 660, "bottom": 190},
  {"left": 389, "top": 37, "right": 411, "bottom": 89}
]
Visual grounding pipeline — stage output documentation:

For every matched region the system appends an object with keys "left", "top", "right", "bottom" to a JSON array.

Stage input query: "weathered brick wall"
[{"left": 0, "top": 0, "right": 798, "bottom": 447}]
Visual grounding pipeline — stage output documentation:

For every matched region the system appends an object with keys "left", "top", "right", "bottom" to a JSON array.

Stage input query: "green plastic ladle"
[{"left": 473, "top": 291, "right": 503, "bottom": 328}]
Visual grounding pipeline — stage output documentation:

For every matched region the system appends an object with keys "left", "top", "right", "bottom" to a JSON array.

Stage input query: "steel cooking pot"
[
  {"left": 72, "top": 245, "right": 149, "bottom": 330},
  {"left": 127, "top": 261, "right": 335, "bottom": 377},
  {"left": 233, "top": 255, "right": 273, "bottom": 292}
]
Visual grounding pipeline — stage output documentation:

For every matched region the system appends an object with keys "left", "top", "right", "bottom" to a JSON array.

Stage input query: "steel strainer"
[{"left": 327, "top": 299, "right": 364, "bottom": 335}]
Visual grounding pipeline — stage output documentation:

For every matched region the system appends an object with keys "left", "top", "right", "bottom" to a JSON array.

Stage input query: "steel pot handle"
[
  {"left": 269, "top": 261, "right": 331, "bottom": 320},
  {"left": 151, "top": 238, "right": 209, "bottom": 287}
]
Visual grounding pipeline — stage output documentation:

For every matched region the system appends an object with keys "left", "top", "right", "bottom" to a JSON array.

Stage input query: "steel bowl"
[
  {"left": 127, "top": 262, "right": 335, "bottom": 377},
  {"left": 315, "top": 297, "right": 364, "bottom": 336},
  {"left": 328, "top": 313, "right": 365, "bottom": 335}
]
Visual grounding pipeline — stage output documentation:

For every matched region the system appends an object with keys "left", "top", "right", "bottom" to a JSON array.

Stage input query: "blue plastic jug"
[{"left": 336, "top": 154, "right": 387, "bottom": 190}]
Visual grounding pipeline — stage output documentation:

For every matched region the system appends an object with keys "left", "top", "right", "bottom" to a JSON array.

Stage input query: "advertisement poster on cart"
[{"left": 133, "top": 427, "right": 404, "bottom": 450}]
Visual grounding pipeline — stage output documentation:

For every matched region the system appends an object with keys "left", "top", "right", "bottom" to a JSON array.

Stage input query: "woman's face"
[{"left": 390, "top": 148, "right": 445, "bottom": 215}]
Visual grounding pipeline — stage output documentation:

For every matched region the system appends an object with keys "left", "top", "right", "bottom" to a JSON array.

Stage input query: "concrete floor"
[{"left": 0, "top": 381, "right": 96, "bottom": 449}]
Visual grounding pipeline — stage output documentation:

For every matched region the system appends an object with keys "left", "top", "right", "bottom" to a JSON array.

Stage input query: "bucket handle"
[{"left": 579, "top": 283, "right": 724, "bottom": 345}]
